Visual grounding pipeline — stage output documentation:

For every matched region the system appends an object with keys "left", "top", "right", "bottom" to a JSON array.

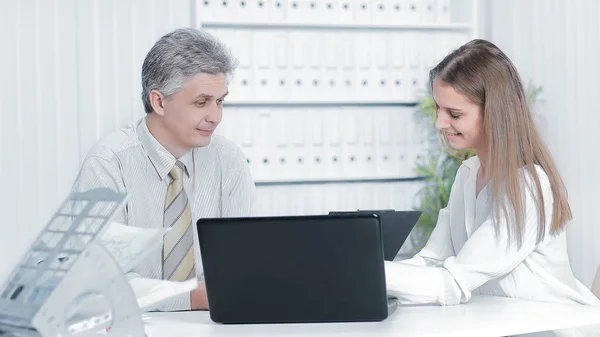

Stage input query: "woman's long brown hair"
[{"left": 430, "top": 39, "right": 572, "bottom": 247}]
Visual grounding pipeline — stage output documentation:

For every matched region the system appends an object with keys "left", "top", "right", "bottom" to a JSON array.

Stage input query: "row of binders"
[
  {"left": 197, "top": 0, "right": 457, "bottom": 25},
  {"left": 253, "top": 181, "right": 424, "bottom": 216},
  {"left": 209, "top": 29, "right": 468, "bottom": 102},
  {"left": 217, "top": 106, "right": 431, "bottom": 182}
]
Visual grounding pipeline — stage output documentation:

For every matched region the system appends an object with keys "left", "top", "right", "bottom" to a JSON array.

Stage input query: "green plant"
[{"left": 410, "top": 81, "right": 543, "bottom": 250}]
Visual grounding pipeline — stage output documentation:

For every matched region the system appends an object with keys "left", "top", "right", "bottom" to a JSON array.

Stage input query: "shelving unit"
[
  {"left": 224, "top": 100, "right": 419, "bottom": 107},
  {"left": 201, "top": 21, "right": 473, "bottom": 32},
  {"left": 194, "top": 0, "right": 479, "bottom": 216}
]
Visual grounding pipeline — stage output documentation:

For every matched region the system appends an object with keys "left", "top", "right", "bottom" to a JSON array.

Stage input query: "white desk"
[{"left": 145, "top": 296, "right": 600, "bottom": 337}]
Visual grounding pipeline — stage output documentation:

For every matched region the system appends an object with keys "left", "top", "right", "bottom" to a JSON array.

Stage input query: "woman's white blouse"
[{"left": 385, "top": 156, "right": 600, "bottom": 308}]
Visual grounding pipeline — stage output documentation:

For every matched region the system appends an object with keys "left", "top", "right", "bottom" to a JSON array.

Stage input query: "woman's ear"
[{"left": 149, "top": 90, "right": 166, "bottom": 116}]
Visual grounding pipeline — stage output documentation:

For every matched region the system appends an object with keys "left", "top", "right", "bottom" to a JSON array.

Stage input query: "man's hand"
[{"left": 190, "top": 281, "right": 209, "bottom": 310}]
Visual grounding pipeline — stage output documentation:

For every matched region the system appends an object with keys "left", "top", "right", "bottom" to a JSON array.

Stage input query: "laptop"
[
  {"left": 196, "top": 213, "right": 396, "bottom": 324},
  {"left": 329, "top": 210, "right": 422, "bottom": 261}
]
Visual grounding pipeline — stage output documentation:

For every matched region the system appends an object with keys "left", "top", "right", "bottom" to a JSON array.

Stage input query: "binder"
[
  {"left": 372, "top": 32, "right": 390, "bottom": 100},
  {"left": 287, "top": 0, "right": 310, "bottom": 23},
  {"left": 272, "top": 32, "right": 290, "bottom": 100},
  {"left": 271, "top": 111, "right": 293, "bottom": 181},
  {"left": 233, "top": 30, "right": 253, "bottom": 69},
  {"left": 402, "top": 0, "right": 420, "bottom": 24},
  {"left": 213, "top": 0, "right": 234, "bottom": 21},
  {"left": 288, "top": 32, "right": 308, "bottom": 101},
  {"left": 423, "top": 33, "right": 439, "bottom": 71},
  {"left": 307, "top": 109, "right": 325, "bottom": 180},
  {"left": 340, "top": 108, "right": 360, "bottom": 178},
  {"left": 354, "top": 32, "right": 372, "bottom": 100},
  {"left": 245, "top": 0, "right": 270, "bottom": 22},
  {"left": 372, "top": 32, "right": 389, "bottom": 70},
  {"left": 232, "top": 0, "right": 247, "bottom": 22},
  {"left": 253, "top": 31, "right": 273, "bottom": 70},
  {"left": 436, "top": 0, "right": 451, "bottom": 23},
  {"left": 308, "top": 0, "right": 326, "bottom": 23},
  {"left": 285, "top": 109, "right": 305, "bottom": 180},
  {"left": 337, "top": 0, "right": 354, "bottom": 23},
  {"left": 353, "top": 0, "right": 371, "bottom": 24},
  {"left": 306, "top": 31, "right": 323, "bottom": 99},
  {"left": 320, "top": 33, "right": 338, "bottom": 100},
  {"left": 358, "top": 109, "right": 378, "bottom": 177},
  {"left": 269, "top": 0, "right": 286, "bottom": 21},
  {"left": 229, "top": 67, "right": 253, "bottom": 102},
  {"left": 389, "top": 1, "right": 404, "bottom": 25},
  {"left": 421, "top": 0, "right": 437, "bottom": 23},
  {"left": 238, "top": 109, "right": 258, "bottom": 179},
  {"left": 371, "top": 1, "right": 393, "bottom": 25},
  {"left": 393, "top": 107, "right": 413, "bottom": 178},
  {"left": 255, "top": 109, "right": 273, "bottom": 181},
  {"left": 323, "top": 109, "right": 343, "bottom": 179},
  {"left": 197, "top": 0, "right": 215, "bottom": 22},
  {"left": 375, "top": 108, "right": 398, "bottom": 177}
]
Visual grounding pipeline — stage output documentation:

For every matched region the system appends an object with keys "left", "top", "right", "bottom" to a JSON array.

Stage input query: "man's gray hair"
[{"left": 141, "top": 28, "right": 238, "bottom": 113}]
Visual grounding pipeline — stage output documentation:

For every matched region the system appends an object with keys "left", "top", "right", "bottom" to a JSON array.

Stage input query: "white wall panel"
[
  {"left": 75, "top": 0, "right": 193, "bottom": 159},
  {"left": 0, "top": 0, "right": 192, "bottom": 277},
  {"left": 484, "top": 0, "right": 600, "bottom": 287},
  {"left": 0, "top": 0, "right": 480, "bottom": 275}
]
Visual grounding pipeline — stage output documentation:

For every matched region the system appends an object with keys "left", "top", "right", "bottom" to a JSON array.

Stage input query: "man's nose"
[{"left": 205, "top": 102, "right": 222, "bottom": 124}]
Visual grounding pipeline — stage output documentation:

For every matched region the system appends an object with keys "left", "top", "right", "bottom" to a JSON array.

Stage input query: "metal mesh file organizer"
[{"left": 0, "top": 188, "right": 144, "bottom": 337}]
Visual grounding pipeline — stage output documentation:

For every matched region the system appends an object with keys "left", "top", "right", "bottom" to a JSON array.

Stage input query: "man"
[{"left": 71, "top": 28, "right": 255, "bottom": 311}]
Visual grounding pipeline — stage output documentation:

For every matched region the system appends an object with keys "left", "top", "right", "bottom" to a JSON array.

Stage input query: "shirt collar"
[
  {"left": 462, "top": 155, "right": 480, "bottom": 170},
  {"left": 136, "top": 117, "right": 192, "bottom": 180}
]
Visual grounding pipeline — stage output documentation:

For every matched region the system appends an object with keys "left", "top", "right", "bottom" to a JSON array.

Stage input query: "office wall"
[
  {"left": 0, "top": 0, "right": 192, "bottom": 277},
  {"left": 1, "top": 0, "right": 468, "bottom": 271},
  {"left": 482, "top": 0, "right": 600, "bottom": 287},
  {"left": 2, "top": 0, "right": 599, "bottom": 290}
]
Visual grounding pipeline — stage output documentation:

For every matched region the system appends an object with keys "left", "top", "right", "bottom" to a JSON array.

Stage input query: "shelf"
[
  {"left": 200, "top": 21, "right": 473, "bottom": 32},
  {"left": 224, "top": 100, "right": 419, "bottom": 107},
  {"left": 255, "top": 176, "right": 425, "bottom": 187}
]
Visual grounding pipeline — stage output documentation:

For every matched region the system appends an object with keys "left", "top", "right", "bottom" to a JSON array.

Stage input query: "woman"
[{"left": 385, "top": 39, "right": 599, "bottom": 336}]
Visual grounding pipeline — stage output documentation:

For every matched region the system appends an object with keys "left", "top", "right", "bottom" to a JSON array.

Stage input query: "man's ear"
[{"left": 149, "top": 90, "right": 166, "bottom": 116}]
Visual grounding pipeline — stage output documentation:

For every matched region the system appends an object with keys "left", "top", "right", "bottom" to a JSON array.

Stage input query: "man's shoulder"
[
  {"left": 205, "top": 134, "right": 245, "bottom": 159},
  {"left": 85, "top": 121, "right": 141, "bottom": 161}
]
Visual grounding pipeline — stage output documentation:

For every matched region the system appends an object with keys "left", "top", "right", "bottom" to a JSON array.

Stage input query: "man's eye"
[
  {"left": 450, "top": 113, "right": 460, "bottom": 119},
  {"left": 195, "top": 101, "right": 207, "bottom": 107},
  {"left": 217, "top": 99, "right": 225, "bottom": 105}
]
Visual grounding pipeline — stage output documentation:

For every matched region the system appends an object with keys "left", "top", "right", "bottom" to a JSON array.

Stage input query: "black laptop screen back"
[
  {"left": 329, "top": 210, "right": 422, "bottom": 261},
  {"left": 197, "top": 214, "right": 387, "bottom": 324}
]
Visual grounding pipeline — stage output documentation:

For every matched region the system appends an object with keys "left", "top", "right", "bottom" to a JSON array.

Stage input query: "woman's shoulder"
[
  {"left": 520, "top": 164, "right": 552, "bottom": 194},
  {"left": 455, "top": 156, "right": 551, "bottom": 189}
]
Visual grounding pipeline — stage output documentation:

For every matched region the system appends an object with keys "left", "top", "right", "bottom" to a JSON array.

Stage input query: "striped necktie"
[{"left": 162, "top": 161, "right": 195, "bottom": 281}]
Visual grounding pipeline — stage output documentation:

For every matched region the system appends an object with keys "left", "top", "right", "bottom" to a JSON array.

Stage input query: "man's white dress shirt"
[{"left": 71, "top": 117, "right": 255, "bottom": 311}]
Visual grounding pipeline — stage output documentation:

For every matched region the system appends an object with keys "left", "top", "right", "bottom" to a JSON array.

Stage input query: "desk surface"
[{"left": 145, "top": 296, "right": 600, "bottom": 337}]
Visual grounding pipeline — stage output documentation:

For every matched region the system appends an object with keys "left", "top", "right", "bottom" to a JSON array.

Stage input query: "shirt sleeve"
[
  {"left": 154, "top": 291, "right": 191, "bottom": 312},
  {"left": 221, "top": 146, "right": 256, "bottom": 217},
  {"left": 396, "top": 165, "right": 468, "bottom": 268},
  {"left": 126, "top": 272, "right": 192, "bottom": 312},
  {"left": 385, "top": 167, "right": 551, "bottom": 306},
  {"left": 70, "top": 154, "right": 127, "bottom": 224},
  {"left": 399, "top": 207, "right": 454, "bottom": 267}
]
